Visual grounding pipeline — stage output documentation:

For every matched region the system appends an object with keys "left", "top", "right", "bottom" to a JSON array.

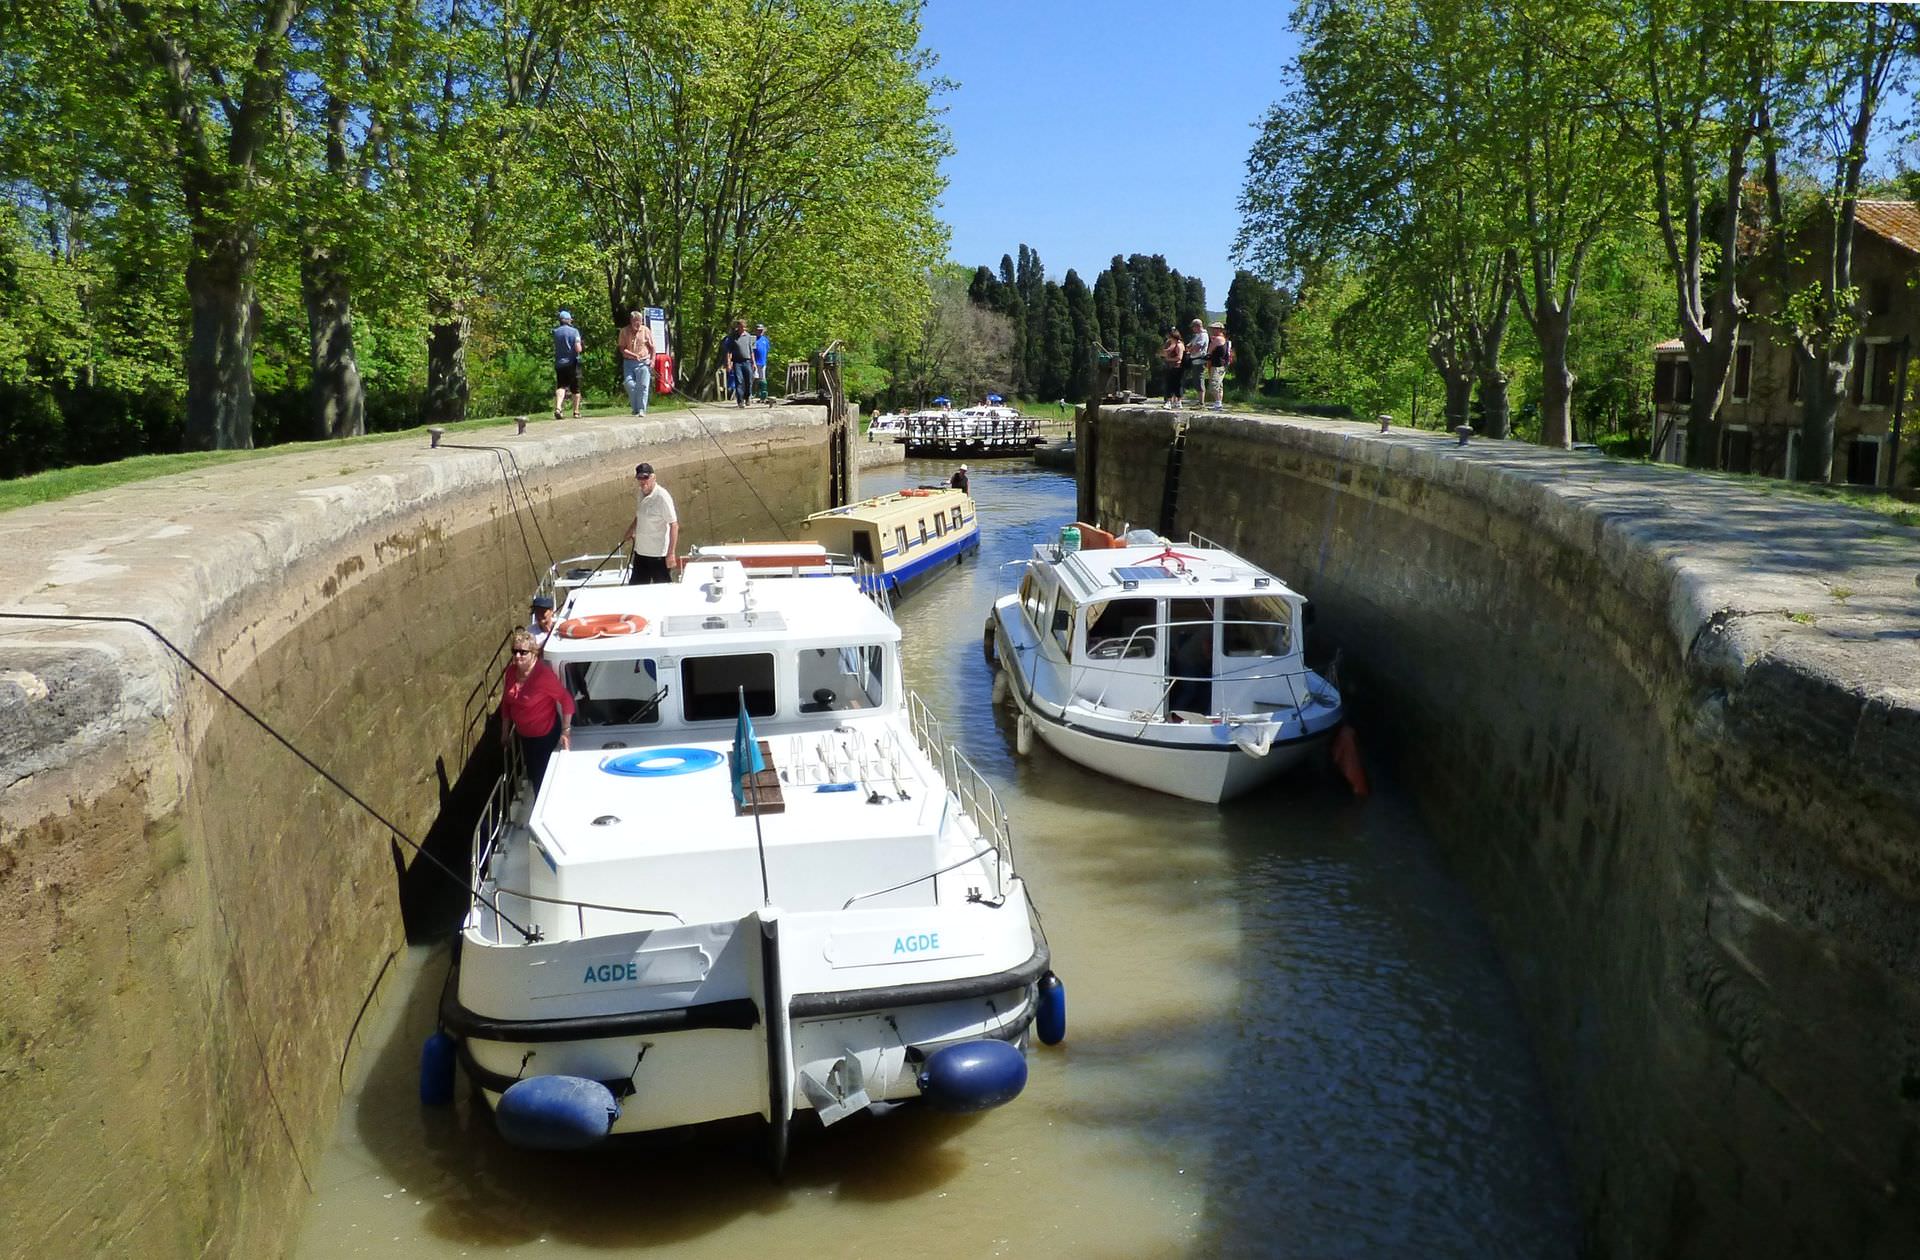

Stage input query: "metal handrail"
[
  {"left": 841, "top": 844, "right": 998, "bottom": 910},
  {"left": 905, "top": 692, "right": 1012, "bottom": 896}
]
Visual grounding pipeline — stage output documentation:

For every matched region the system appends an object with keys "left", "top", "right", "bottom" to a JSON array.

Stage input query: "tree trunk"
[
  {"left": 1441, "top": 372, "right": 1472, "bottom": 430},
  {"left": 424, "top": 298, "right": 470, "bottom": 424},
  {"left": 1476, "top": 369, "right": 1512, "bottom": 439},
  {"left": 302, "top": 243, "right": 365, "bottom": 439},
  {"left": 1800, "top": 351, "right": 1847, "bottom": 483},
  {"left": 1536, "top": 309, "right": 1574, "bottom": 448},
  {"left": 183, "top": 233, "right": 258, "bottom": 451}
]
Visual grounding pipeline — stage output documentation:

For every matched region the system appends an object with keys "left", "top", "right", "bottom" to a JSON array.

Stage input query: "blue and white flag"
[{"left": 731, "top": 686, "right": 764, "bottom": 805}]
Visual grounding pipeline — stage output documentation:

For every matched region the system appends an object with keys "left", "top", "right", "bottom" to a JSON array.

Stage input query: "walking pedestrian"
[
  {"left": 552, "top": 310, "right": 584, "bottom": 419},
  {"left": 1161, "top": 326, "right": 1185, "bottom": 407},
  {"left": 619, "top": 310, "right": 654, "bottom": 415},
  {"left": 753, "top": 324, "right": 771, "bottom": 401},
  {"left": 721, "top": 319, "right": 754, "bottom": 406},
  {"left": 622, "top": 461, "right": 680, "bottom": 584}
]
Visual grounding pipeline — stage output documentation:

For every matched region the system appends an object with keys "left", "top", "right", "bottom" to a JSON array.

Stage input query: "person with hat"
[
  {"left": 950, "top": 464, "right": 970, "bottom": 494},
  {"left": 552, "top": 309, "right": 584, "bottom": 420},
  {"left": 752, "top": 323, "right": 771, "bottom": 401},
  {"left": 622, "top": 461, "right": 679, "bottom": 583},
  {"left": 527, "top": 594, "right": 558, "bottom": 638},
  {"left": 1205, "top": 321, "right": 1232, "bottom": 411}
]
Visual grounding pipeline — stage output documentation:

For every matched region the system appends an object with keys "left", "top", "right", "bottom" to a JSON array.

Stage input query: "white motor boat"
[
  {"left": 435, "top": 558, "right": 1060, "bottom": 1160},
  {"left": 986, "top": 527, "right": 1344, "bottom": 804}
]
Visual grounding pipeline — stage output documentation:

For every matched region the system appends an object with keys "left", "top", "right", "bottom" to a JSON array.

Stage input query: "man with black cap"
[
  {"left": 622, "top": 462, "right": 679, "bottom": 583},
  {"left": 527, "top": 594, "right": 558, "bottom": 637}
]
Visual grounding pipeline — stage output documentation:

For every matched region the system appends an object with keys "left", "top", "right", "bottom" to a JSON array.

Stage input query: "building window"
[
  {"left": 1732, "top": 344, "right": 1752, "bottom": 402},
  {"left": 1871, "top": 279, "right": 1892, "bottom": 315},
  {"left": 1653, "top": 357, "right": 1692, "bottom": 404},
  {"left": 1720, "top": 426, "right": 1753, "bottom": 474},
  {"left": 1846, "top": 436, "right": 1883, "bottom": 486},
  {"left": 1854, "top": 340, "right": 1898, "bottom": 408}
]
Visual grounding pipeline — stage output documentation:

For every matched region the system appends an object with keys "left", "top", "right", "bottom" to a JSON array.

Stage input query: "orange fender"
[{"left": 1331, "top": 725, "right": 1369, "bottom": 798}]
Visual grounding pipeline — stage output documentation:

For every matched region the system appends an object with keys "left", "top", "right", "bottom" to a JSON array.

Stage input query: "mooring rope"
[{"left": 0, "top": 611, "right": 536, "bottom": 942}]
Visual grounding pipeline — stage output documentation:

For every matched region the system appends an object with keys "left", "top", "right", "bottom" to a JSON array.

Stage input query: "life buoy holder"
[{"left": 556, "top": 614, "right": 647, "bottom": 639}]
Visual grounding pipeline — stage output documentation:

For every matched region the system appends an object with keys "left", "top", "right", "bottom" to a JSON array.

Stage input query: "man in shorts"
[{"left": 552, "top": 310, "right": 584, "bottom": 419}]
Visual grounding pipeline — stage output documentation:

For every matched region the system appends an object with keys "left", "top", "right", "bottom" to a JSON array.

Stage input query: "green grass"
[{"left": 0, "top": 391, "right": 713, "bottom": 513}]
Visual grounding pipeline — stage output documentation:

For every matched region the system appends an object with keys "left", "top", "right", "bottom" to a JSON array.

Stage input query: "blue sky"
[{"left": 919, "top": 0, "right": 1300, "bottom": 308}]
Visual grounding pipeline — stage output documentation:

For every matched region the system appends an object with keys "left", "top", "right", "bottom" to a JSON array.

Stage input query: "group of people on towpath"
[
  {"left": 1160, "top": 318, "right": 1231, "bottom": 411},
  {"left": 497, "top": 458, "right": 681, "bottom": 785},
  {"left": 549, "top": 309, "right": 772, "bottom": 418}
]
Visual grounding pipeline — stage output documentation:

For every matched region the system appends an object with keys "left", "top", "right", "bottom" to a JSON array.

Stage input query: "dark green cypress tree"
[{"left": 1062, "top": 268, "right": 1097, "bottom": 400}]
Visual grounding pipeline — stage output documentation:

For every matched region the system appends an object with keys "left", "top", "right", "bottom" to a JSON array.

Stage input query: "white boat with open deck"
[
  {"left": 436, "top": 556, "right": 1059, "bottom": 1159},
  {"left": 986, "top": 527, "right": 1344, "bottom": 804}
]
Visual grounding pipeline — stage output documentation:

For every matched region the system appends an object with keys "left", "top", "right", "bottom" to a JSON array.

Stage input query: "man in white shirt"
[{"left": 623, "top": 461, "right": 680, "bottom": 584}]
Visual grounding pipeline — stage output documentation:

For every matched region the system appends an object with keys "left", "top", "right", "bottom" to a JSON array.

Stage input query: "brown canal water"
[{"left": 294, "top": 459, "right": 1576, "bottom": 1258}]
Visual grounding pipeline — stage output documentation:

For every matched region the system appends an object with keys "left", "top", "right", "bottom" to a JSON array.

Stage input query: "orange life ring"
[
  {"left": 556, "top": 614, "right": 647, "bottom": 639},
  {"left": 899, "top": 487, "right": 933, "bottom": 497}
]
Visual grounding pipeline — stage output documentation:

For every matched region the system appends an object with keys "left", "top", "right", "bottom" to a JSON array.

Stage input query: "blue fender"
[
  {"left": 418, "top": 1031, "right": 456, "bottom": 1106},
  {"left": 495, "top": 1076, "right": 621, "bottom": 1150},
  {"left": 915, "top": 1040, "right": 1028, "bottom": 1113},
  {"left": 1036, "top": 971, "right": 1067, "bottom": 1046}
]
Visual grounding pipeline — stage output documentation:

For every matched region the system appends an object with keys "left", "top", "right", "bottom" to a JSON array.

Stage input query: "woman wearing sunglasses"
[{"left": 499, "top": 628, "right": 574, "bottom": 787}]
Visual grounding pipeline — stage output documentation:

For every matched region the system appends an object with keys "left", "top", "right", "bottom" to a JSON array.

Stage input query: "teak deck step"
[{"left": 735, "top": 740, "right": 784, "bottom": 816}]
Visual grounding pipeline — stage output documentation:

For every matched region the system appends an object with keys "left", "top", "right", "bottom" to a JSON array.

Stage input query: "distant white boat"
[{"left": 987, "top": 527, "right": 1344, "bottom": 803}]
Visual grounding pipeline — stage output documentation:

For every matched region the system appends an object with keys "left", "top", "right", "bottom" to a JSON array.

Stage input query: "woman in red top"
[{"left": 500, "top": 628, "right": 575, "bottom": 787}]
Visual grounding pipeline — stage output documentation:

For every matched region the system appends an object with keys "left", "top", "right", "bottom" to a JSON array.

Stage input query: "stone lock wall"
[
  {"left": 0, "top": 408, "right": 836, "bottom": 1257},
  {"left": 1085, "top": 405, "right": 1920, "bottom": 1259}
]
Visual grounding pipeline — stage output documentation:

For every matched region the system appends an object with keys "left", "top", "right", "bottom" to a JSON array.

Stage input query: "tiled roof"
[
  {"left": 1653, "top": 338, "right": 1685, "bottom": 352},
  {"left": 1854, "top": 200, "right": 1920, "bottom": 254}
]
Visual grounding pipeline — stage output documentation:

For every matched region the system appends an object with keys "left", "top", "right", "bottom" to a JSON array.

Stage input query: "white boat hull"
[{"left": 1021, "top": 706, "right": 1323, "bottom": 803}]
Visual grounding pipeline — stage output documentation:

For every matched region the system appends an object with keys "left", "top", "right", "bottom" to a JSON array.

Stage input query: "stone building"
[{"left": 1651, "top": 199, "right": 1918, "bottom": 488}]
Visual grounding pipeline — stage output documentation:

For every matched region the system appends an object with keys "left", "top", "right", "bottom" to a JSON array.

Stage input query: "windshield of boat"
[
  {"left": 1221, "top": 595, "right": 1292, "bottom": 657},
  {"left": 796, "top": 644, "right": 887, "bottom": 713},
  {"left": 1084, "top": 598, "right": 1158, "bottom": 659},
  {"left": 568, "top": 657, "right": 663, "bottom": 726},
  {"left": 682, "top": 653, "right": 776, "bottom": 721}
]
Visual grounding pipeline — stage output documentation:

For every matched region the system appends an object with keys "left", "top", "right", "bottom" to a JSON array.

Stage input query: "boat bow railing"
[{"left": 906, "top": 691, "right": 1013, "bottom": 897}]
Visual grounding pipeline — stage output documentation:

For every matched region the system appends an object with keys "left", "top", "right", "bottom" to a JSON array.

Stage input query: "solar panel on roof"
[{"left": 1111, "top": 565, "right": 1178, "bottom": 583}]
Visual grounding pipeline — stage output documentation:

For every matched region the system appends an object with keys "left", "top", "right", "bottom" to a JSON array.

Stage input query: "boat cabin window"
[
  {"left": 796, "top": 644, "right": 886, "bottom": 712},
  {"left": 681, "top": 653, "right": 776, "bottom": 721},
  {"left": 1084, "top": 599, "right": 1158, "bottom": 660},
  {"left": 1019, "top": 572, "right": 1041, "bottom": 624},
  {"left": 950, "top": 507, "right": 963, "bottom": 530},
  {"left": 918, "top": 519, "right": 929, "bottom": 545},
  {"left": 1222, "top": 595, "right": 1292, "bottom": 657},
  {"left": 894, "top": 526, "right": 908, "bottom": 553},
  {"left": 569, "top": 658, "right": 663, "bottom": 726},
  {"left": 934, "top": 513, "right": 947, "bottom": 537},
  {"left": 1050, "top": 602, "right": 1075, "bottom": 654},
  {"left": 851, "top": 529, "right": 875, "bottom": 562}
]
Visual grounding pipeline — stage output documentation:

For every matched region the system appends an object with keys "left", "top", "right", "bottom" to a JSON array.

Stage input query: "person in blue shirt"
[
  {"left": 752, "top": 324, "right": 771, "bottom": 401},
  {"left": 551, "top": 310, "right": 584, "bottom": 419}
]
